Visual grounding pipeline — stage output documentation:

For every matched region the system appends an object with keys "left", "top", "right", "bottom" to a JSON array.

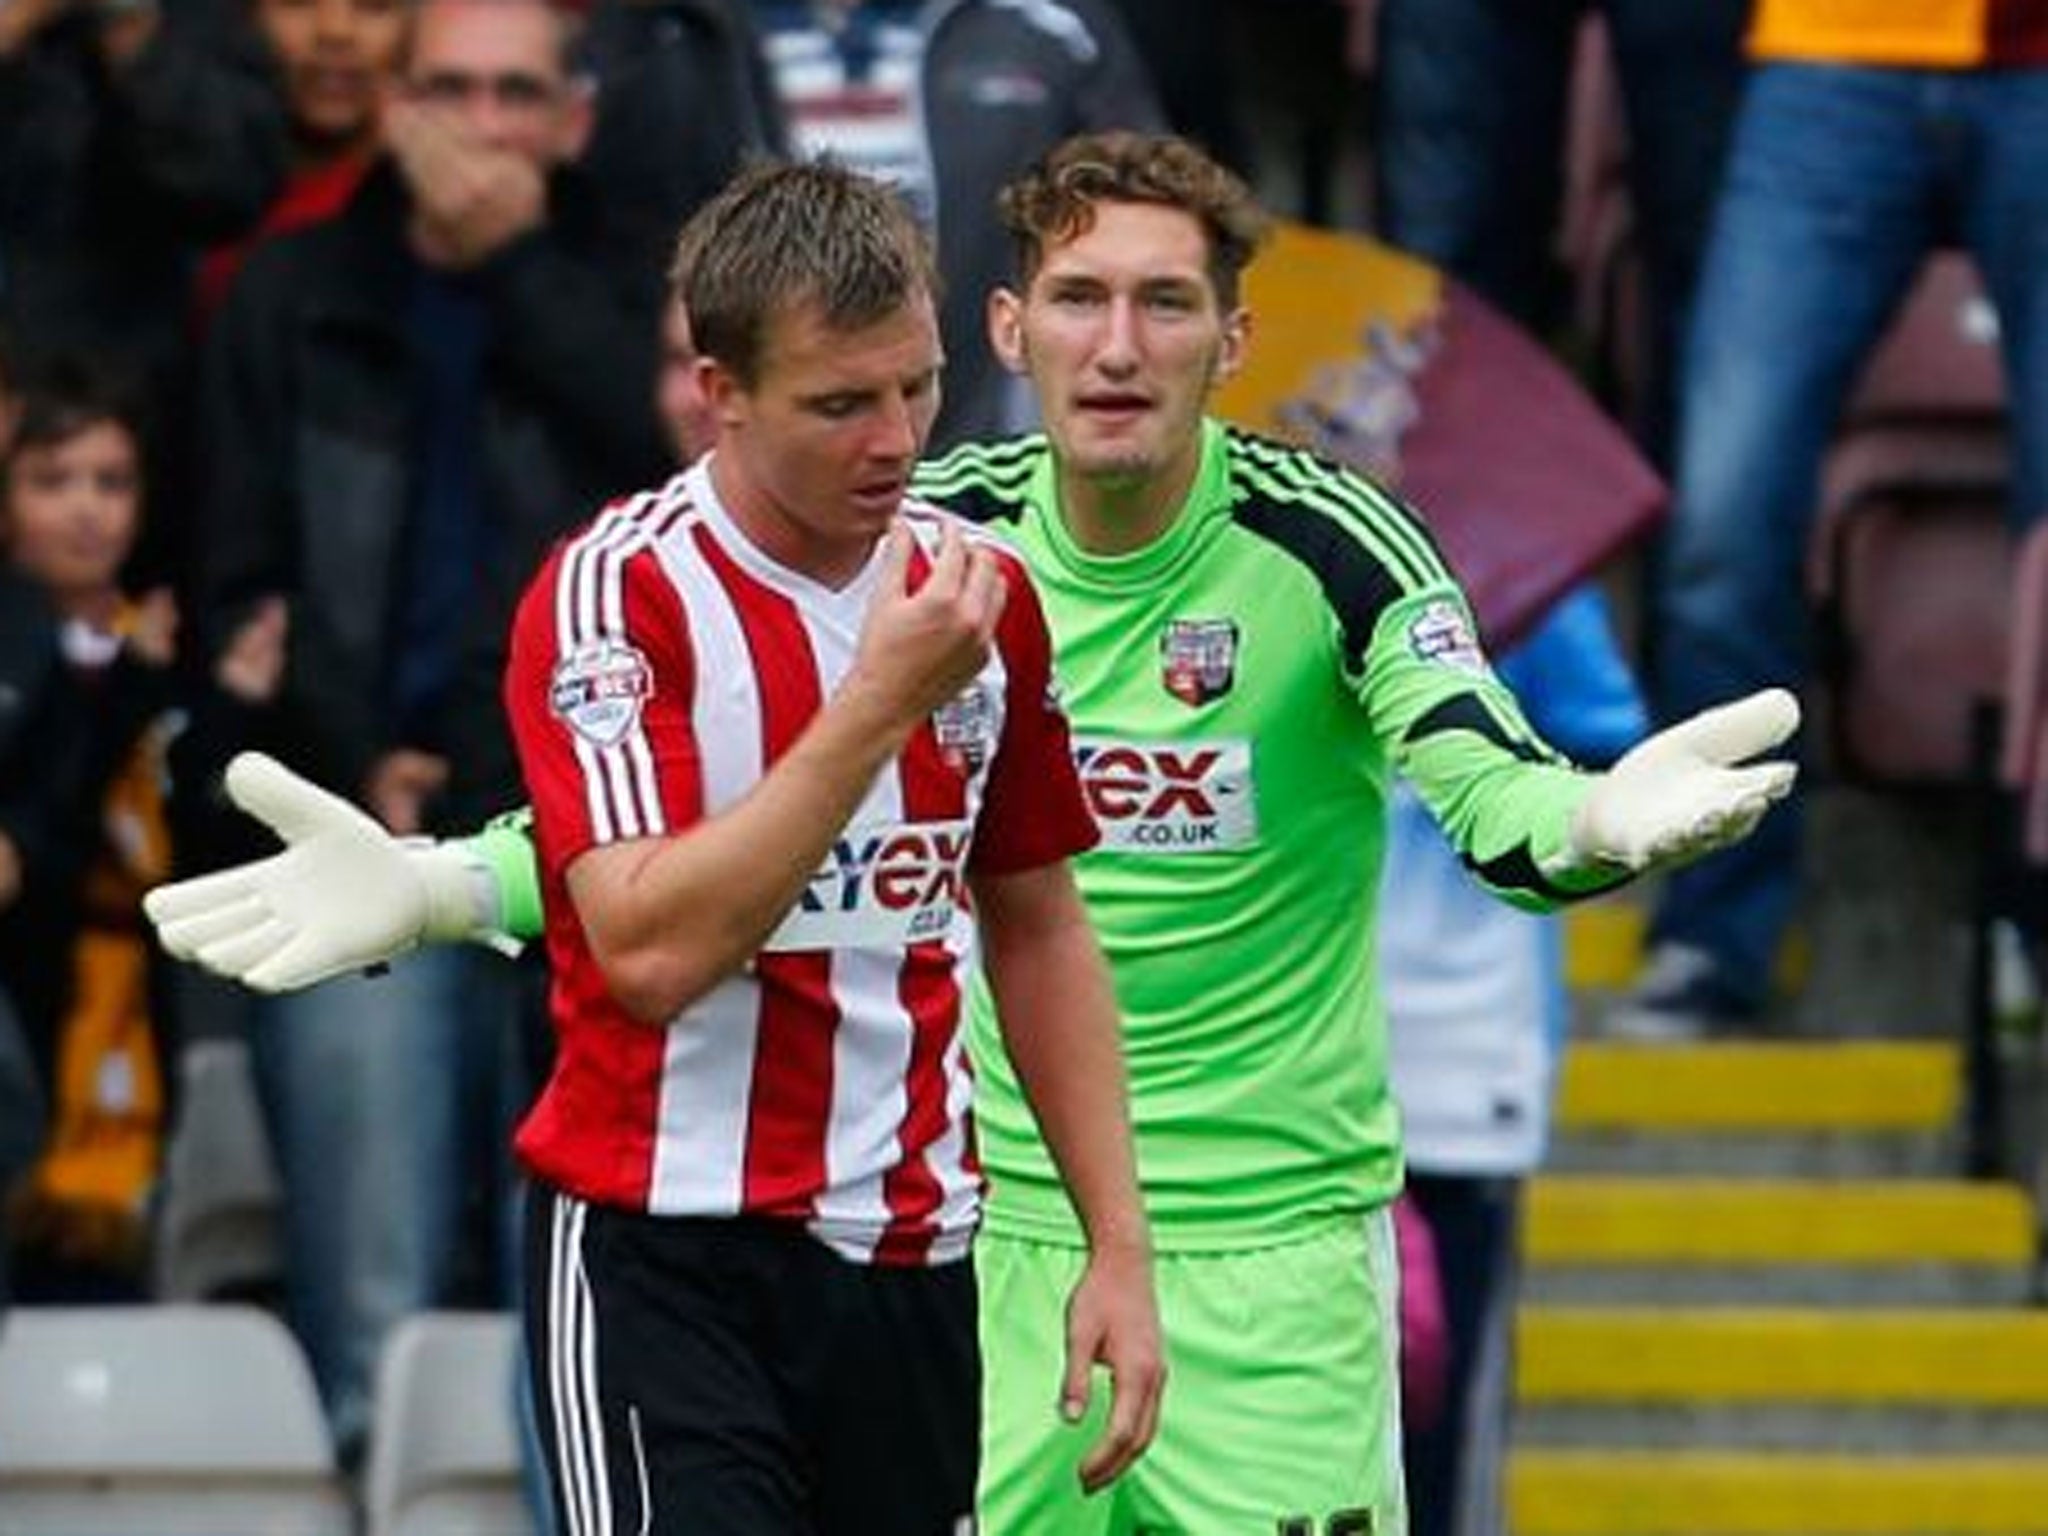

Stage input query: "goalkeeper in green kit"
[{"left": 149, "top": 132, "right": 1796, "bottom": 1534}]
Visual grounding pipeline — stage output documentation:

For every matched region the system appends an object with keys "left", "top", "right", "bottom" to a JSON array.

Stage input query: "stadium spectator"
[
  {"left": 0, "top": 335, "right": 47, "bottom": 1325},
  {"left": 575, "top": 0, "right": 786, "bottom": 323},
  {"left": 191, "top": 0, "right": 412, "bottom": 327},
  {"left": 0, "top": 358, "right": 283, "bottom": 1299},
  {"left": 189, "top": 0, "right": 667, "bottom": 1463},
  {"left": 1099, "top": 0, "right": 1249, "bottom": 172},
  {"left": 745, "top": 0, "right": 1165, "bottom": 444},
  {"left": 0, "top": 0, "right": 288, "bottom": 575},
  {"left": 1620, "top": 0, "right": 2048, "bottom": 1037},
  {"left": 1372, "top": 0, "right": 1750, "bottom": 459}
]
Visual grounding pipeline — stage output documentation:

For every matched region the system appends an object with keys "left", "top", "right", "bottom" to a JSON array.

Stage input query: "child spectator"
[{"left": 0, "top": 357, "right": 282, "bottom": 1297}]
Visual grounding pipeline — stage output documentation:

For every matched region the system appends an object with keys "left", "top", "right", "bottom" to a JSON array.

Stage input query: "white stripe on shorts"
[{"left": 546, "top": 1192, "right": 615, "bottom": 1536}]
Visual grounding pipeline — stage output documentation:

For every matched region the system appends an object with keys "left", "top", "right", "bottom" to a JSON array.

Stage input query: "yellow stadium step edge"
[
  {"left": 1523, "top": 1175, "right": 2035, "bottom": 1267},
  {"left": 1554, "top": 1040, "right": 1958, "bottom": 1132},
  {"left": 1509, "top": 1448, "right": 2048, "bottom": 1536},
  {"left": 1517, "top": 1306, "right": 2048, "bottom": 1406}
]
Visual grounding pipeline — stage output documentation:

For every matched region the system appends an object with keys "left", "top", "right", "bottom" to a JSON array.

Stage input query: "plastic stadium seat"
[
  {"left": 1844, "top": 251, "right": 2007, "bottom": 428},
  {"left": 1557, "top": 10, "right": 1628, "bottom": 286},
  {"left": 1809, "top": 436, "right": 2012, "bottom": 787},
  {"left": 1817, "top": 420, "right": 2010, "bottom": 516},
  {"left": 152, "top": 1037, "right": 285, "bottom": 1301},
  {"left": 2002, "top": 520, "right": 2048, "bottom": 863},
  {"left": 363, "top": 1310, "right": 534, "bottom": 1536},
  {"left": 0, "top": 1304, "right": 350, "bottom": 1536},
  {"left": 1804, "top": 249, "right": 2014, "bottom": 788}
]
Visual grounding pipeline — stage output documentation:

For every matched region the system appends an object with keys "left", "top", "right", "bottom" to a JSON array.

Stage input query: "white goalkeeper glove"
[
  {"left": 143, "top": 752, "right": 503, "bottom": 993},
  {"left": 1565, "top": 687, "right": 1801, "bottom": 874}
]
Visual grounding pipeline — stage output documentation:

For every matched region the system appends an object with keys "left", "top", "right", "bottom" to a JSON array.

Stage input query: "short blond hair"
[{"left": 668, "top": 159, "right": 940, "bottom": 388}]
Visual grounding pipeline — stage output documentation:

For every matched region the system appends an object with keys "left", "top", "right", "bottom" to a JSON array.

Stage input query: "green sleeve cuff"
[
  {"left": 1531, "top": 778, "right": 1636, "bottom": 901},
  {"left": 462, "top": 808, "right": 545, "bottom": 944}
]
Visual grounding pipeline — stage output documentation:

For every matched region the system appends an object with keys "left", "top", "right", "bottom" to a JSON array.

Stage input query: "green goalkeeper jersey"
[{"left": 915, "top": 421, "right": 1614, "bottom": 1250}]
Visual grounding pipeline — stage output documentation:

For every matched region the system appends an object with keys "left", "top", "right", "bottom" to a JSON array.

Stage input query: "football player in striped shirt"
[{"left": 176, "top": 156, "right": 1164, "bottom": 1536}]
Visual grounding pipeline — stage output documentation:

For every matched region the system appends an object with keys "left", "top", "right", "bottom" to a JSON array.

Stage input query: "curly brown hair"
[{"left": 996, "top": 130, "right": 1272, "bottom": 309}]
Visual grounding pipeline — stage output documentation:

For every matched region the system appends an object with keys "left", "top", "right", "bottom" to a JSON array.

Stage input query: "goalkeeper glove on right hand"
[{"left": 143, "top": 752, "right": 499, "bottom": 993}]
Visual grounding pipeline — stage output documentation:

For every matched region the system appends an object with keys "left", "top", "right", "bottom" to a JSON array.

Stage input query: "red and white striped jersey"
[{"left": 503, "top": 459, "right": 1096, "bottom": 1265}]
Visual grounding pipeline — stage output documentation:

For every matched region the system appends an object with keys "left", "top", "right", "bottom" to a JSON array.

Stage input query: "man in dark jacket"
[
  {"left": 578, "top": 0, "right": 788, "bottom": 321},
  {"left": 0, "top": 0, "right": 284, "bottom": 372},
  {"left": 192, "top": 0, "right": 668, "bottom": 1465}
]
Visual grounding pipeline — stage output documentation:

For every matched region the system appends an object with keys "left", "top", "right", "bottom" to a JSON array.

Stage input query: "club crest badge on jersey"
[
  {"left": 1406, "top": 598, "right": 1487, "bottom": 675},
  {"left": 1159, "top": 619, "right": 1240, "bottom": 707},
  {"left": 550, "top": 638, "right": 653, "bottom": 748},
  {"left": 933, "top": 683, "right": 995, "bottom": 777}
]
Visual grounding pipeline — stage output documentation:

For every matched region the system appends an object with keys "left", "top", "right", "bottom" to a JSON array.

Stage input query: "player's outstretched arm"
[
  {"left": 1563, "top": 687, "right": 1801, "bottom": 874},
  {"left": 143, "top": 753, "right": 516, "bottom": 992}
]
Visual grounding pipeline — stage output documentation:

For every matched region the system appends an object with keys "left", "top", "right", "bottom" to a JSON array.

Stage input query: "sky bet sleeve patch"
[{"left": 550, "top": 638, "right": 654, "bottom": 748}]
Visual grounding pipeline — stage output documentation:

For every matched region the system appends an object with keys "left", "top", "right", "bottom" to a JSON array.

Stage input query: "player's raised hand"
[
  {"left": 847, "top": 519, "right": 1009, "bottom": 727},
  {"left": 1568, "top": 688, "right": 1800, "bottom": 873},
  {"left": 143, "top": 754, "right": 495, "bottom": 992},
  {"left": 1061, "top": 1243, "right": 1166, "bottom": 1494}
]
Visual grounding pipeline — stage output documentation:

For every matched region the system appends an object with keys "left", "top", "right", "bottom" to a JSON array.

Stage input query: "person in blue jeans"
[
  {"left": 1372, "top": 0, "right": 1751, "bottom": 461},
  {"left": 1625, "top": 38, "right": 2048, "bottom": 1036}
]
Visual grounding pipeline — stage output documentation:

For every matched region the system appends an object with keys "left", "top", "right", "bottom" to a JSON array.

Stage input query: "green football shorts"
[{"left": 976, "top": 1210, "right": 1405, "bottom": 1535}]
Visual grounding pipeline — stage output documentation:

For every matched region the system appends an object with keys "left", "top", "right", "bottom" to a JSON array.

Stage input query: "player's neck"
[
  {"left": 1055, "top": 445, "right": 1201, "bottom": 558},
  {"left": 709, "top": 452, "right": 875, "bottom": 589}
]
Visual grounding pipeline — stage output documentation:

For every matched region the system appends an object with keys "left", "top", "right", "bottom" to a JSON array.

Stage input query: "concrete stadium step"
[
  {"left": 1520, "top": 1175, "right": 2037, "bottom": 1304},
  {"left": 1507, "top": 1448, "right": 2048, "bottom": 1535},
  {"left": 1517, "top": 1002, "right": 2046, "bottom": 1532},
  {"left": 1517, "top": 1306, "right": 2048, "bottom": 1408},
  {"left": 1547, "top": 1041, "right": 1961, "bottom": 1176}
]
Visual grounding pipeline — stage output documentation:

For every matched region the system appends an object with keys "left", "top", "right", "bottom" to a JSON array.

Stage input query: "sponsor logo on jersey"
[
  {"left": 1159, "top": 618, "right": 1240, "bottom": 706},
  {"left": 550, "top": 639, "right": 653, "bottom": 747},
  {"left": 1072, "top": 738, "right": 1256, "bottom": 852},
  {"left": 1406, "top": 598, "right": 1487, "bottom": 675},
  {"left": 932, "top": 683, "right": 995, "bottom": 777},
  {"left": 765, "top": 817, "right": 974, "bottom": 950}
]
